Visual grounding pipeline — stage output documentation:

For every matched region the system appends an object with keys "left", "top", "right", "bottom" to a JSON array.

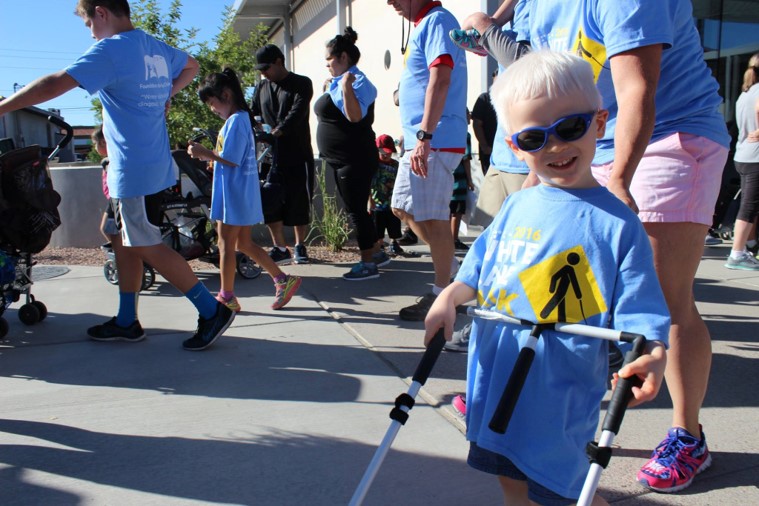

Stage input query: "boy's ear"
[
  {"left": 595, "top": 109, "right": 609, "bottom": 139},
  {"left": 505, "top": 136, "right": 526, "bottom": 161}
]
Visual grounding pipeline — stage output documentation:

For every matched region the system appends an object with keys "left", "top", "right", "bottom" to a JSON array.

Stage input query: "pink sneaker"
[
  {"left": 216, "top": 293, "right": 241, "bottom": 313},
  {"left": 271, "top": 275, "right": 302, "bottom": 310},
  {"left": 637, "top": 426, "right": 712, "bottom": 493},
  {"left": 452, "top": 394, "right": 467, "bottom": 417}
]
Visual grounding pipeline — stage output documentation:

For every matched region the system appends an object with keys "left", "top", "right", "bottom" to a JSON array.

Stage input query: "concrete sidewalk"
[{"left": 1, "top": 239, "right": 757, "bottom": 505}]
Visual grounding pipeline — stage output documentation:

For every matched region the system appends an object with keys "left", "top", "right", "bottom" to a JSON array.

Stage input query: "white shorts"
[
  {"left": 113, "top": 192, "right": 164, "bottom": 247},
  {"left": 392, "top": 150, "right": 462, "bottom": 221}
]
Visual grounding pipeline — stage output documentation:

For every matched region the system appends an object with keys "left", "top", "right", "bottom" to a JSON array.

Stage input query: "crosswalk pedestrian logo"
[{"left": 518, "top": 245, "right": 607, "bottom": 323}]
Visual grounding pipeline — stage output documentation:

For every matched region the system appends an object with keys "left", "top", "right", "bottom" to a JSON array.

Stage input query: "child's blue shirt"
[{"left": 457, "top": 184, "right": 670, "bottom": 498}]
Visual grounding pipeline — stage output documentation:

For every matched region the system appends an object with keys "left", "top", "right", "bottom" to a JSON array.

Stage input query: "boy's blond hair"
[{"left": 490, "top": 50, "right": 602, "bottom": 134}]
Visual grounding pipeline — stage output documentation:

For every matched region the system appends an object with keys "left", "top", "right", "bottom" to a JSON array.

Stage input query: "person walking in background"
[
  {"left": 450, "top": 110, "right": 474, "bottom": 252},
  {"left": 0, "top": 0, "right": 235, "bottom": 351},
  {"left": 92, "top": 125, "right": 121, "bottom": 248},
  {"left": 251, "top": 44, "right": 314, "bottom": 266},
  {"left": 386, "top": 0, "right": 468, "bottom": 321},
  {"left": 424, "top": 51, "right": 669, "bottom": 504},
  {"left": 188, "top": 68, "right": 301, "bottom": 312},
  {"left": 471, "top": 71, "right": 499, "bottom": 175},
  {"left": 314, "top": 27, "right": 389, "bottom": 281},
  {"left": 371, "top": 134, "right": 409, "bottom": 257},
  {"left": 726, "top": 52, "right": 759, "bottom": 271}
]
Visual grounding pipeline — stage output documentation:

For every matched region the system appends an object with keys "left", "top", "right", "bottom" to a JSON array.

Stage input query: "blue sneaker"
[
  {"left": 342, "top": 261, "right": 379, "bottom": 281},
  {"left": 449, "top": 28, "right": 488, "bottom": 56},
  {"left": 372, "top": 250, "right": 391, "bottom": 267}
]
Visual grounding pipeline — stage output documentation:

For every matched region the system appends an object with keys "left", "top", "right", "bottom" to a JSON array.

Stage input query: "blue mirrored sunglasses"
[{"left": 511, "top": 112, "right": 596, "bottom": 152}]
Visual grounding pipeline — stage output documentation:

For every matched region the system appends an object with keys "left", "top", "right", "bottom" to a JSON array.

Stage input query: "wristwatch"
[{"left": 416, "top": 129, "right": 433, "bottom": 141}]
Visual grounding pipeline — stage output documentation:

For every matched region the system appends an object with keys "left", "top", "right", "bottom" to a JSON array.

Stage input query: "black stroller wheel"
[
  {"left": 141, "top": 266, "right": 156, "bottom": 291},
  {"left": 18, "top": 303, "right": 41, "bottom": 325},
  {"left": 104, "top": 259, "right": 119, "bottom": 285},
  {"left": 32, "top": 301, "right": 48, "bottom": 321},
  {"left": 0, "top": 317, "right": 8, "bottom": 339},
  {"left": 236, "top": 253, "right": 262, "bottom": 279}
]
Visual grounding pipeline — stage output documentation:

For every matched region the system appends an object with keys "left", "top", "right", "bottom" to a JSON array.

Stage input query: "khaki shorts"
[{"left": 471, "top": 170, "right": 528, "bottom": 228}]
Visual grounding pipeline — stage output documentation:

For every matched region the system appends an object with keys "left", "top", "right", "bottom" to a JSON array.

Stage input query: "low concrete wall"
[
  {"left": 47, "top": 159, "right": 337, "bottom": 248},
  {"left": 49, "top": 163, "right": 107, "bottom": 248}
]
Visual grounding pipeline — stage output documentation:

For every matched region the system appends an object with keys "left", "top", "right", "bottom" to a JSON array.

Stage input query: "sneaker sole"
[
  {"left": 343, "top": 273, "right": 380, "bottom": 281},
  {"left": 275, "top": 259, "right": 292, "bottom": 266},
  {"left": 271, "top": 277, "right": 303, "bottom": 310},
  {"left": 637, "top": 452, "right": 712, "bottom": 493},
  {"left": 375, "top": 259, "right": 391, "bottom": 268},
  {"left": 183, "top": 312, "right": 236, "bottom": 351},
  {"left": 443, "top": 344, "right": 468, "bottom": 353},
  {"left": 89, "top": 334, "right": 146, "bottom": 343},
  {"left": 724, "top": 263, "right": 759, "bottom": 271}
]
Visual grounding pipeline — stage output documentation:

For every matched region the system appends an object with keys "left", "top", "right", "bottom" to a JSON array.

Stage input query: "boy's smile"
[{"left": 507, "top": 90, "right": 608, "bottom": 189}]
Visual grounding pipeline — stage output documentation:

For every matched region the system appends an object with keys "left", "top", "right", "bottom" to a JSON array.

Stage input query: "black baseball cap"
[{"left": 255, "top": 44, "right": 284, "bottom": 70}]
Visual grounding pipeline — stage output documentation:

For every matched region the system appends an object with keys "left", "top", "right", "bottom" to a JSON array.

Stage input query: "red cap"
[{"left": 376, "top": 134, "right": 396, "bottom": 154}]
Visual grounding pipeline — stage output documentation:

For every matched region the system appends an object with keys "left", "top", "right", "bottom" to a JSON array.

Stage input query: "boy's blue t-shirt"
[
  {"left": 65, "top": 29, "right": 188, "bottom": 198},
  {"left": 399, "top": 5, "right": 467, "bottom": 151},
  {"left": 211, "top": 111, "right": 263, "bottom": 226},
  {"left": 457, "top": 184, "right": 670, "bottom": 498},
  {"left": 515, "top": 0, "right": 730, "bottom": 164},
  {"left": 328, "top": 65, "right": 377, "bottom": 120}
]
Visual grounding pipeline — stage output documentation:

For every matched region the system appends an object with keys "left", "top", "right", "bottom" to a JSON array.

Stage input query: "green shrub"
[{"left": 307, "top": 161, "right": 350, "bottom": 252}]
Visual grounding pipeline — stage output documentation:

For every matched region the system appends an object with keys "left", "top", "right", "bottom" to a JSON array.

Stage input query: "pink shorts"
[{"left": 592, "top": 133, "right": 728, "bottom": 226}]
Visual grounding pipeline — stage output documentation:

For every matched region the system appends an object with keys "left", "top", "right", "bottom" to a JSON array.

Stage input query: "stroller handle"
[{"left": 47, "top": 115, "right": 73, "bottom": 159}]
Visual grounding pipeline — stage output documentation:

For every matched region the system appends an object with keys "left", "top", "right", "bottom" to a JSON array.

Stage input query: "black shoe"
[
  {"left": 88, "top": 317, "right": 145, "bottom": 342},
  {"left": 294, "top": 243, "right": 310, "bottom": 264},
  {"left": 390, "top": 241, "right": 405, "bottom": 256},
  {"left": 269, "top": 247, "right": 292, "bottom": 265},
  {"left": 397, "top": 228, "right": 418, "bottom": 246},
  {"left": 454, "top": 239, "right": 470, "bottom": 251},
  {"left": 183, "top": 303, "right": 235, "bottom": 351},
  {"left": 399, "top": 293, "right": 436, "bottom": 321}
]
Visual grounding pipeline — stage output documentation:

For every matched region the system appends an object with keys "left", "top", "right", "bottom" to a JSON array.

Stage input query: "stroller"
[
  {"left": 101, "top": 128, "right": 263, "bottom": 290},
  {"left": 0, "top": 116, "right": 72, "bottom": 338}
]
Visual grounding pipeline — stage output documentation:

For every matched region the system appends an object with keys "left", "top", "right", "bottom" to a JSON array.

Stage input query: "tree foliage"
[{"left": 91, "top": 0, "right": 269, "bottom": 149}]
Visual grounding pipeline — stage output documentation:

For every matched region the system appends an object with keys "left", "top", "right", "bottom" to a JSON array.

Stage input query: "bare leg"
[
  {"left": 645, "top": 222, "right": 711, "bottom": 435},
  {"left": 134, "top": 244, "right": 202, "bottom": 294},
  {"left": 236, "top": 227, "right": 284, "bottom": 279},
  {"left": 267, "top": 221, "right": 287, "bottom": 248},
  {"left": 216, "top": 222, "right": 240, "bottom": 294},
  {"left": 294, "top": 224, "right": 309, "bottom": 245},
  {"left": 732, "top": 218, "right": 754, "bottom": 251},
  {"left": 497, "top": 476, "right": 529, "bottom": 506},
  {"left": 115, "top": 243, "right": 145, "bottom": 293}
]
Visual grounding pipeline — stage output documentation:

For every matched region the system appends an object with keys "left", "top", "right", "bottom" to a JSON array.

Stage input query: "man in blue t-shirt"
[
  {"left": 0, "top": 0, "right": 234, "bottom": 351},
  {"left": 387, "top": 0, "right": 468, "bottom": 321}
]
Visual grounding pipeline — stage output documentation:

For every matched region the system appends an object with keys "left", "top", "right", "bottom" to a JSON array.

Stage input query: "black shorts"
[
  {"left": 264, "top": 160, "right": 314, "bottom": 226},
  {"left": 450, "top": 200, "right": 466, "bottom": 216}
]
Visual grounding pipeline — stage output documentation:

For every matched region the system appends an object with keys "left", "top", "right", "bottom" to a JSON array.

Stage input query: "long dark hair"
[
  {"left": 326, "top": 26, "right": 361, "bottom": 66},
  {"left": 198, "top": 67, "right": 255, "bottom": 124}
]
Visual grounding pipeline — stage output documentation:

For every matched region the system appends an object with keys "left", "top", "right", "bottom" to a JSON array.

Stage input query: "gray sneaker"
[
  {"left": 444, "top": 322, "right": 471, "bottom": 352},
  {"left": 725, "top": 252, "right": 759, "bottom": 271}
]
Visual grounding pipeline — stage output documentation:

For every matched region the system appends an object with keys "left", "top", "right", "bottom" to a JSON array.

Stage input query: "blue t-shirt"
[
  {"left": 328, "top": 65, "right": 377, "bottom": 120},
  {"left": 457, "top": 184, "right": 670, "bottom": 498},
  {"left": 399, "top": 4, "right": 467, "bottom": 151},
  {"left": 514, "top": 0, "right": 730, "bottom": 164},
  {"left": 211, "top": 111, "right": 263, "bottom": 226},
  {"left": 491, "top": 58, "right": 529, "bottom": 175},
  {"left": 65, "top": 29, "right": 188, "bottom": 198}
]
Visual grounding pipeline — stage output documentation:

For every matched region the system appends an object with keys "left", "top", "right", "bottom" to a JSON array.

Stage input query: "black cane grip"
[
  {"left": 603, "top": 335, "right": 646, "bottom": 434},
  {"left": 488, "top": 346, "right": 536, "bottom": 434},
  {"left": 412, "top": 330, "right": 446, "bottom": 385}
]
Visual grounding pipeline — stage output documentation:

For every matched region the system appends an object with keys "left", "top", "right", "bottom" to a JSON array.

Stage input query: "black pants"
[
  {"left": 735, "top": 161, "right": 759, "bottom": 223},
  {"left": 329, "top": 159, "right": 378, "bottom": 251}
]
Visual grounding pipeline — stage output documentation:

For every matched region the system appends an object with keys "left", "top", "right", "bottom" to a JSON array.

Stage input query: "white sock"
[
  {"left": 432, "top": 285, "right": 444, "bottom": 296},
  {"left": 730, "top": 249, "right": 746, "bottom": 259}
]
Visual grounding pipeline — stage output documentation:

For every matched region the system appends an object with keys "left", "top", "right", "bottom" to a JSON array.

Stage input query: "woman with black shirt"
[{"left": 314, "top": 27, "right": 389, "bottom": 281}]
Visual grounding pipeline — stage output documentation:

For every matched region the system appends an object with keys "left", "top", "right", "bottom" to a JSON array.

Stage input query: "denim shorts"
[{"left": 468, "top": 442, "right": 575, "bottom": 506}]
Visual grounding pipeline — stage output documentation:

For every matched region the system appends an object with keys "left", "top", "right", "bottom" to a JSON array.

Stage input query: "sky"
[{"left": 0, "top": 0, "right": 235, "bottom": 126}]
